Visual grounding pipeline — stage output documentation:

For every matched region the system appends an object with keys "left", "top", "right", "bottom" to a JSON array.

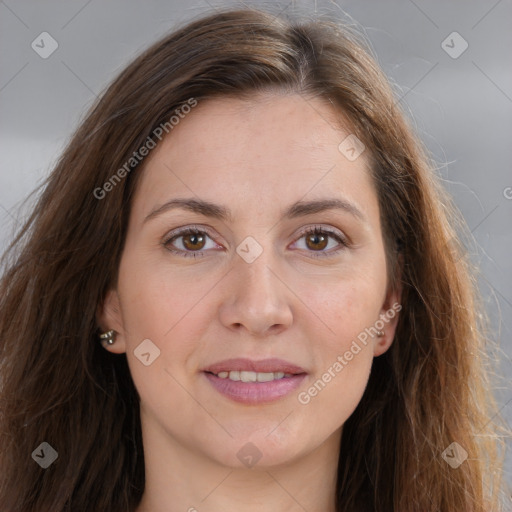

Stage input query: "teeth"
[{"left": 215, "top": 370, "right": 290, "bottom": 382}]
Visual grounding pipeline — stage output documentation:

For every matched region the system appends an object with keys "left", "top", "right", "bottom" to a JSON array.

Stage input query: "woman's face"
[{"left": 101, "top": 93, "right": 400, "bottom": 468}]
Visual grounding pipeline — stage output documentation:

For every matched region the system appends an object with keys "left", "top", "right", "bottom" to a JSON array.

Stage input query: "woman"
[{"left": 0, "top": 7, "right": 506, "bottom": 512}]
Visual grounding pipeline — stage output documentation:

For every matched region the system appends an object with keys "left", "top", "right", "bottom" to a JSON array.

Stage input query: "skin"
[{"left": 99, "top": 92, "right": 401, "bottom": 512}]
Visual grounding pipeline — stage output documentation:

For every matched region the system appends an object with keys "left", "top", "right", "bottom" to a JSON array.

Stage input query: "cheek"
[
  {"left": 303, "top": 270, "right": 383, "bottom": 339},
  {"left": 118, "top": 249, "right": 211, "bottom": 340},
  {"left": 117, "top": 252, "right": 218, "bottom": 391},
  {"left": 117, "top": 257, "right": 209, "bottom": 424},
  {"left": 293, "top": 275, "right": 380, "bottom": 421},
  {"left": 298, "top": 332, "right": 374, "bottom": 435}
]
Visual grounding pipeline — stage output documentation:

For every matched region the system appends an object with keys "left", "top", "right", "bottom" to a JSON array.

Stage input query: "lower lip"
[{"left": 203, "top": 372, "right": 307, "bottom": 404}]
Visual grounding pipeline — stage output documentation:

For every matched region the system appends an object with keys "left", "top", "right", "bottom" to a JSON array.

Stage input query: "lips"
[
  {"left": 203, "top": 357, "right": 307, "bottom": 375},
  {"left": 202, "top": 358, "right": 307, "bottom": 404}
]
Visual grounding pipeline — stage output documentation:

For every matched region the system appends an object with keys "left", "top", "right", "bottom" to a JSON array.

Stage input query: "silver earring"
[
  {"left": 376, "top": 330, "right": 385, "bottom": 337},
  {"left": 99, "top": 329, "right": 116, "bottom": 345}
]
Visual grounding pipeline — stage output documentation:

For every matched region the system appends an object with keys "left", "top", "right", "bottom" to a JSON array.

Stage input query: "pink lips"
[
  {"left": 202, "top": 358, "right": 307, "bottom": 405},
  {"left": 204, "top": 357, "right": 306, "bottom": 375}
]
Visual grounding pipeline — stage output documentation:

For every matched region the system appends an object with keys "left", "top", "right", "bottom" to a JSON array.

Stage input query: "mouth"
[
  {"left": 208, "top": 370, "right": 295, "bottom": 382},
  {"left": 202, "top": 358, "right": 307, "bottom": 404}
]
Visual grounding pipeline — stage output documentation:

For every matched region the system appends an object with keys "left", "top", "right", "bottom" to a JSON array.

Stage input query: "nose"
[{"left": 218, "top": 252, "right": 293, "bottom": 337}]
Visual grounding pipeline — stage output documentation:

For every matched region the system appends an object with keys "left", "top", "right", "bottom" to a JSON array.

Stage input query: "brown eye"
[
  {"left": 305, "top": 231, "right": 328, "bottom": 251},
  {"left": 182, "top": 232, "right": 206, "bottom": 251},
  {"left": 164, "top": 227, "right": 220, "bottom": 258},
  {"left": 292, "top": 226, "right": 348, "bottom": 258}
]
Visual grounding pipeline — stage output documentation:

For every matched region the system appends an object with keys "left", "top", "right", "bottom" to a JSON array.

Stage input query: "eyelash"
[{"left": 163, "top": 225, "right": 348, "bottom": 259}]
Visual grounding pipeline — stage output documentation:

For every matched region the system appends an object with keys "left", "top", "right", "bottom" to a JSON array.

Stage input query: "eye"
[
  {"left": 291, "top": 226, "right": 348, "bottom": 258},
  {"left": 163, "top": 225, "right": 348, "bottom": 259},
  {"left": 163, "top": 227, "right": 220, "bottom": 258}
]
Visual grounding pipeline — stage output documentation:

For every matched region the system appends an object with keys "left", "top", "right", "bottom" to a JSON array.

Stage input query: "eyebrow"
[{"left": 144, "top": 197, "right": 366, "bottom": 224}]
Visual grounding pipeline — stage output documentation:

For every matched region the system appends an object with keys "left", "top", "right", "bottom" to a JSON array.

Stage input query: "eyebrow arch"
[{"left": 144, "top": 197, "right": 366, "bottom": 224}]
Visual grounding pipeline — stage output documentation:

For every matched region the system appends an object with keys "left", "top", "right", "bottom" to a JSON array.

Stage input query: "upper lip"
[{"left": 203, "top": 358, "right": 307, "bottom": 375}]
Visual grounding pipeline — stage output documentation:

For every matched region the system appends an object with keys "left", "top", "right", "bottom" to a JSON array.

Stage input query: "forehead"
[{"left": 133, "top": 93, "right": 377, "bottom": 225}]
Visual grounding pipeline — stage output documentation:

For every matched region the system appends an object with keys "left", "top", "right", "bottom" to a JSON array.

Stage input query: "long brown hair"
[{"left": 0, "top": 7, "right": 506, "bottom": 511}]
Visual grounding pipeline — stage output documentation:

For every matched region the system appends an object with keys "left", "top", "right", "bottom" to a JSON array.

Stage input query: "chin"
[{"left": 207, "top": 427, "right": 308, "bottom": 470}]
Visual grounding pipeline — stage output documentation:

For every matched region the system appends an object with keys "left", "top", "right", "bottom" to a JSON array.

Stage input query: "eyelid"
[
  {"left": 293, "top": 224, "right": 348, "bottom": 245},
  {"left": 164, "top": 224, "right": 219, "bottom": 242}
]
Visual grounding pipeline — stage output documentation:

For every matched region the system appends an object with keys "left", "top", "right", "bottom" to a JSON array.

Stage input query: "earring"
[
  {"left": 376, "top": 330, "right": 385, "bottom": 337},
  {"left": 99, "top": 329, "right": 116, "bottom": 345}
]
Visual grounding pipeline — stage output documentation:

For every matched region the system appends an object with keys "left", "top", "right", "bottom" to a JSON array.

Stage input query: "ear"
[
  {"left": 96, "top": 289, "right": 127, "bottom": 354},
  {"left": 373, "top": 254, "right": 403, "bottom": 357}
]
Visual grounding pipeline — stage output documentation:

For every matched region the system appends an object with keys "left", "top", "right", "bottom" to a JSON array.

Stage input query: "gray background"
[{"left": 1, "top": 0, "right": 511, "bottom": 496}]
